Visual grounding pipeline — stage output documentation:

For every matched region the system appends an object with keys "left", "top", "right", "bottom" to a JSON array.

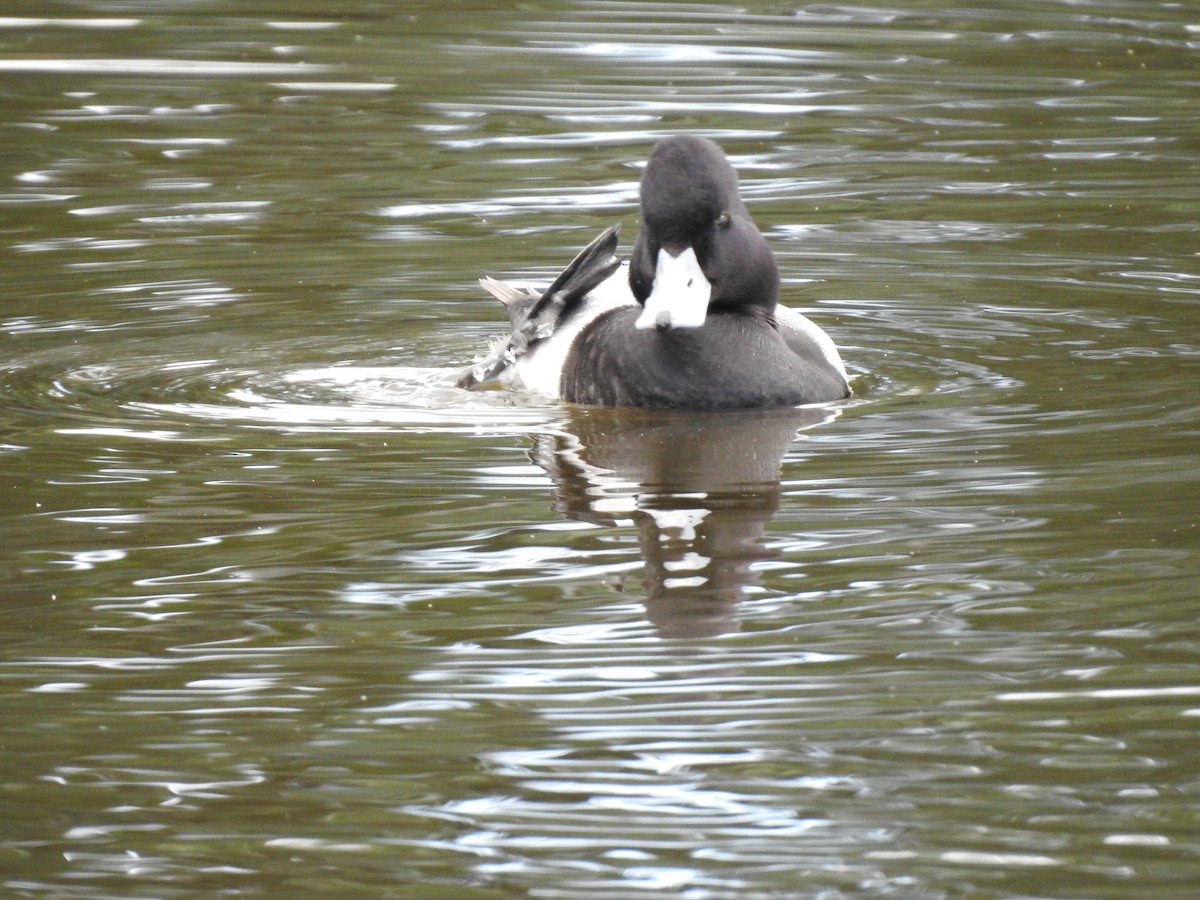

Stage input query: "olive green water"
[{"left": 2, "top": 2, "right": 1198, "bottom": 898}]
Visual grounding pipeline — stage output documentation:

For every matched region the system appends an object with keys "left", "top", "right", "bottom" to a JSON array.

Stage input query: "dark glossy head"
[{"left": 629, "top": 135, "right": 779, "bottom": 315}]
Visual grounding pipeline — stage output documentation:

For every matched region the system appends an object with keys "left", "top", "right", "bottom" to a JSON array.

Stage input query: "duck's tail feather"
[
  {"left": 479, "top": 276, "right": 537, "bottom": 328},
  {"left": 458, "top": 225, "right": 621, "bottom": 389}
]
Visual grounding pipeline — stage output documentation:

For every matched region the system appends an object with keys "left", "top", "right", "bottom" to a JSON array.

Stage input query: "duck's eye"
[{"left": 716, "top": 210, "right": 731, "bottom": 228}]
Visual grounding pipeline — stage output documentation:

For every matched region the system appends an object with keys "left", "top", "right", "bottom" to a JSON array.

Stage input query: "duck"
[{"left": 457, "top": 135, "right": 851, "bottom": 410}]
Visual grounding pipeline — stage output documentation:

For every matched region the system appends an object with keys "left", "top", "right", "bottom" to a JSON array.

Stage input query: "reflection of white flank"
[
  {"left": 662, "top": 575, "right": 709, "bottom": 589},
  {"left": 646, "top": 507, "right": 709, "bottom": 542},
  {"left": 591, "top": 495, "right": 639, "bottom": 516},
  {"left": 663, "top": 552, "right": 711, "bottom": 572}
]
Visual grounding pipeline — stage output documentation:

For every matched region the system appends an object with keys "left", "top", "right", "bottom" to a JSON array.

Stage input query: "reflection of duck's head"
[
  {"left": 460, "top": 135, "right": 851, "bottom": 410},
  {"left": 531, "top": 406, "right": 839, "bottom": 637}
]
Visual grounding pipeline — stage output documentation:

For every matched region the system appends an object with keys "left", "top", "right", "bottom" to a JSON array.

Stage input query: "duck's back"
[{"left": 561, "top": 307, "right": 850, "bottom": 410}]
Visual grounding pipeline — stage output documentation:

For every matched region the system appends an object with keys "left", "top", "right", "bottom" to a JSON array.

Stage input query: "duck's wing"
[{"left": 458, "top": 225, "right": 621, "bottom": 389}]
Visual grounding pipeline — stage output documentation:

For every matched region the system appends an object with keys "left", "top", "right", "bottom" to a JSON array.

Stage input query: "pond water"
[{"left": 2, "top": 2, "right": 1198, "bottom": 897}]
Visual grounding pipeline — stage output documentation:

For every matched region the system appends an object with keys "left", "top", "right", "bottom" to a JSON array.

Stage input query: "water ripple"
[
  {"left": 0, "top": 58, "right": 329, "bottom": 76},
  {"left": 4, "top": 3, "right": 1199, "bottom": 898}
]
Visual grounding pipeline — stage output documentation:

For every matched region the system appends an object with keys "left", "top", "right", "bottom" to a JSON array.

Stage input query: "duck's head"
[{"left": 630, "top": 135, "right": 779, "bottom": 331}]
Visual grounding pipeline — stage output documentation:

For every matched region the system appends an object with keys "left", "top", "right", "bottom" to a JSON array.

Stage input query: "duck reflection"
[{"left": 530, "top": 405, "right": 839, "bottom": 637}]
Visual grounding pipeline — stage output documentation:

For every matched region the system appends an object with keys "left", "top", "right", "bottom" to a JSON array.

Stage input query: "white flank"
[{"left": 513, "top": 264, "right": 634, "bottom": 396}]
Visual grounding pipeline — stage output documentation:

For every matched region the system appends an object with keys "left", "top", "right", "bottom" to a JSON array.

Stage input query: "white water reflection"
[
  {"left": 0, "top": 59, "right": 331, "bottom": 75},
  {"left": 0, "top": 16, "right": 142, "bottom": 29}
]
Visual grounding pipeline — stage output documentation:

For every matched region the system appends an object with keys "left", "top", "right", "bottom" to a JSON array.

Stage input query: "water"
[{"left": 2, "top": 2, "right": 1198, "bottom": 897}]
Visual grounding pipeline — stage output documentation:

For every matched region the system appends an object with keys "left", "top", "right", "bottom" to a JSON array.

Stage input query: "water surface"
[{"left": 2, "top": 2, "right": 1198, "bottom": 897}]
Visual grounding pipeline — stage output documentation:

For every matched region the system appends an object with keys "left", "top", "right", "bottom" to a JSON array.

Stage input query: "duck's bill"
[{"left": 635, "top": 246, "right": 712, "bottom": 330}]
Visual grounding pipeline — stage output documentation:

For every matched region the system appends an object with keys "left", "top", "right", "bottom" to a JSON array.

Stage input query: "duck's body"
[
  {"left": 561, "top": 301, "right": 849, "bottom": 410},
  {"left": 458, "top": 135, "right": 851, "bottom": 410}
]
